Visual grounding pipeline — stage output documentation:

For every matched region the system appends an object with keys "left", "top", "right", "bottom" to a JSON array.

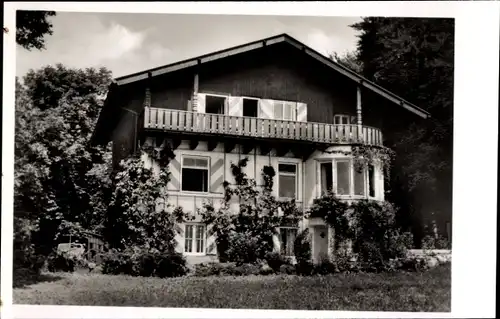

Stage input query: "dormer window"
[{"left": 334, "top": 114, "right": 355, "bottom": 125}]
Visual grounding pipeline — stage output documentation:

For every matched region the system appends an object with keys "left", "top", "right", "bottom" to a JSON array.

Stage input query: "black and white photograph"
[{"left": 2, "top": 2, "right": 498, "bottom": 319}]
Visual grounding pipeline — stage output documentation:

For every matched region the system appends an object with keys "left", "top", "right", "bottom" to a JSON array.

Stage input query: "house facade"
[{"left": 91, "top": 34, "right": 430, "bottom": 264}]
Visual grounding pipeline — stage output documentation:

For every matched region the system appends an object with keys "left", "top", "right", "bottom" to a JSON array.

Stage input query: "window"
[
  {"left": 368, "top": 164, "right": 376, "bottom": 197},
  {"left": 205, "top": 95, "right": 226, "bottom": 114},
  {"left": 280, "top": 227, "right": 298, "bottom": 256},
  {"left": 278, "top": 163, "right": 297, "bottom": 198},
  {"left": 336, "top": 160, "right": 351, "bottom": 195},
  {"left": 320, "top": 162, "right": 333, "bottom": 195},
  {"left": 184, "top": 224, "right": 206, "bottom": 254},
  {"left": 354, "top": 167, "right": 366, "bottom": 196},
  {"left": 334, "top": 114, "right": 354, "bottom": 125},
  {"left": 243, "top": 98, "right": 258, "bottom": 117},
  {"left": 181, "top": 156, "right": 209, "bottom": 192},
  {"left": 273, "top": 101, "right": 296, "bottom": 121},
  {"left": 319, "top": 160, "right": 378, "bottom": 198}
]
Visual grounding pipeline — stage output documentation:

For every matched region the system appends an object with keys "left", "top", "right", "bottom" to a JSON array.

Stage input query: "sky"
[{"left": 16, "top": 12, "right": 362, "bottom": 79}]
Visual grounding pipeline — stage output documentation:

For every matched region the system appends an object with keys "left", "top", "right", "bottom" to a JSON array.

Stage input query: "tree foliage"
[
  {"left": 199, "top": 158, "right": 303, "bottom": 263},
  {"left": 104, "top": 151, "right": 191, "bottom": 252},
  {"left": 350, "top": 17, "right": 454, "bottom": 242},
  {"left": 16, "top": 10, "right": 56, "bottom": 51},
  {"left": 330, "top": 51, "right": 364, "bottom": 74},
  {"left": 14, "top": 64, "right": 113, "bottom": 256}
]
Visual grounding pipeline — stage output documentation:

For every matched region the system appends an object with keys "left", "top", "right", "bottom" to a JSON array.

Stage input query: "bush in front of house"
[
  {"left": 101, "top": 247, "right": 188, "bottom": 278},
  {"left": 194, "top": 262, "right": 261, "bottom": 277},
  {"left": 46, "top": 249, "right": 87, "bottom": 273},
  {"left": 421, "top": 234, "right": 450, "bottom": 250},
  {"left": 199, "top": 159, "right": 304, "bottom": 265},
  {"left": 292, "top": 228, "right": 314, "bottom": 275},
  {"left": 265, "top": 251, "right": 291, "bottom": 273},
  {"left": 279, "top": 263, "right": 296, "bottom": 275},
  {"left": 225, "top": 231, "right": 262, "bottom": 265}
]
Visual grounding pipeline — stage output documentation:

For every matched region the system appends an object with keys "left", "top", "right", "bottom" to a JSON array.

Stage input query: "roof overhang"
[{"left": 113, "top": 33, "right": 430, "bottom": 119}]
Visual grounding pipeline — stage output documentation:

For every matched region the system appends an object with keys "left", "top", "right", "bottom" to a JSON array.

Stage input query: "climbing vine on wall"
[
  {"left": 198, "top": 157, "right": 304, "bottom": 262},
  {"left": 322, "top": 145, "right": 395, "bottom": 177}
]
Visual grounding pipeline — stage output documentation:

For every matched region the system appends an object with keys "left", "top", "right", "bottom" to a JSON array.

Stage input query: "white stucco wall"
[{"left": 141, "top": 138, "right": 386, "bottom": 261}]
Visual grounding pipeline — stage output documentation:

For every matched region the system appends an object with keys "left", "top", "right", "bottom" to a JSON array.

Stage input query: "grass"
[{"left": 13, "top": 264, "right": 451, "bottom": 312}]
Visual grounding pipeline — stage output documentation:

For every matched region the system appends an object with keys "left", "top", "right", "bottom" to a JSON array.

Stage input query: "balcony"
[{"left": 143, "top": 107, "right": 383, "bottom": 147}]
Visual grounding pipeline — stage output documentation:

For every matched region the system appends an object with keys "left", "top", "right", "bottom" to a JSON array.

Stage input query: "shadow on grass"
[{"left": 13, "top": 271, "right": 64, "bottom": 289}]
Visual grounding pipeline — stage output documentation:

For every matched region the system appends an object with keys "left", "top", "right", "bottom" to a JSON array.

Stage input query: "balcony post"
[
  {"left": 192, "top": 73, "right": 199, "bottom": 112},
  {"left": 356, "top": 85, "right": 363, "bottom": 141}
]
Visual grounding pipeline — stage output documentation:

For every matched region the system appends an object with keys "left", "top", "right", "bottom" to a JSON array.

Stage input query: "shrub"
[
  {"left": 357, "top": 241, "right": 385, "bottom": 272},
  {"left": 194, "top": 262, "right": 225, "bottom": 277},
  {"left": 47, "top": 250, "right": 87, "bottom": 273},
  {"left": 384, "top": 230, "right": 414, "bottom": 259},
  {"left": 332, "top": 244, "right": 359, "bottom": 273},
  {"left": 295, "top": 260, "right": 314, "bottom": 276},
  {"left": 193, "top": 262, "right": 260, "bottom": 277},
  {"left": 293, "top": 228, "right": 311, "bottom": 264},
  {"left": 226, "top": 232, "right": 261, "bottom": 265},
  {"left": 422, "top": 235, "right": 450, "bottom": 250},
  {"left": 313, "top": 255, "right": 337, "bottom": 275},
  {"left": 101, "top": 247, "right": 188, "bottom": 278},
  {"left": 265, "top": 251, "right": 289, "bottom": 273},
  {"left": 101, "top": 249, "right": 133, "bottom": 275},
  {"left": 233, "top": 263, "right": 260, "bottom": 276},
  {"left": 279, "top": 263, "right": 296, "bottom": 275},
  {"left": 259, "top": 262, "right": 275, "bottom": 275}
]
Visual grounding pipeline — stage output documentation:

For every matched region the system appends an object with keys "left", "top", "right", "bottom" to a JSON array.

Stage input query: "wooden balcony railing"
[{"left": 144, "top": 107, "right": 383, "bottom": 146}]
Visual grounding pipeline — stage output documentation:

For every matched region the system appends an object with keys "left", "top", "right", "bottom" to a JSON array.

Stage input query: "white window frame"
[
  {"left": 180, "top": 155, "right": 210, "bottom": 194},
  {"left": 277, "top": 162, "right": 298, "bottom": 200},
  {"left": 242, "top": 96, "right": 261, "bottom": 118},
  {"left": 273, "top": 100, "right": 297, "bottom": 121},
  {"left": 204, "top": 93, "right": 229, "bottom": 115},
  {"left": 335, "top": 159, "right": 353, "bottom": 196},
  {"left": 318, "top": 160, "right": 334, "bottom": 196},
  {"left": 278, "top": 226, "right": 299, "bottom": 257},
  {"left": 316, "top": 159, "right": 377, "bottom": 199},
  {"left": 184, "top": 223, "right": 207, "bottom": 255}
]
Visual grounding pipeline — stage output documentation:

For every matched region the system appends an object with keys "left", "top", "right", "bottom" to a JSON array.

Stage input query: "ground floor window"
[
  {"left": 184, "top": 224, "right": 206, "bottom": 254},
  {"left": 279, "top": 227, "right": 298, "bottom": 256},
  {"left": 319, "top": 159, "right": 378, "bottom": 198}
]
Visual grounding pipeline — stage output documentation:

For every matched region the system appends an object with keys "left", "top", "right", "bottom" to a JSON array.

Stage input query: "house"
[{"left": 91, "top": 33, "right": 430, "bottom": 264}]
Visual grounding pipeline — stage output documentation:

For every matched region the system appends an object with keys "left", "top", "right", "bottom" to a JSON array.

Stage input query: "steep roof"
[
  {"left": 91, "top": 33, "right": 430, "bottom": 145},
  {"left": 113, "top": 33, "right": 430, "bottom": 119}
]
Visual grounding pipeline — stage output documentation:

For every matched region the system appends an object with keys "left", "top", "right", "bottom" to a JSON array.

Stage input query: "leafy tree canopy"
[
  {"left": 350, "top": 17, "right": 454, "bottom": 240},
  {"left": 16, "top": 10, "right": 56, "bottom": 51},
  {"left": 15, "top": 64, "right": 113, "bottom": 255}
]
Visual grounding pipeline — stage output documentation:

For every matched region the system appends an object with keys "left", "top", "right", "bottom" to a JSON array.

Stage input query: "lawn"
[{"left": 13, "top": 264, "right": 451, "bottom": 312}]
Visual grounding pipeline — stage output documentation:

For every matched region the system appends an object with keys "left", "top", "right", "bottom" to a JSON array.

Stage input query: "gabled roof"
[{"left": 113, "top": 33, "right": 430, "bottom": 119}]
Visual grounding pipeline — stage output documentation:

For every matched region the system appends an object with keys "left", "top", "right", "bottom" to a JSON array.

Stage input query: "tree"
[
  {"left": 16, "top": 10, "right": 56, "bottom": 50},
  {"left": 104, "top": 151, "right": 191, "bottom": 253},
  {"left": 351, "top": 18, "right": 454, "bottom": 245},
  {"left": 14, "top": 64, "right": 113, "bottom": 256},
  {"left": 330, "top": 51, "right": 363, "bottom": 74}
]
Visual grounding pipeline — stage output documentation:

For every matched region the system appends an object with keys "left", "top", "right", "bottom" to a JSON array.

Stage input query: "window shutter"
[
  {"left": 197, "top": 93, "right": 206, "bottom": 113},
  {"left": 228, "top": 96, "right": 243, "bottom": 117},
  {"left": 297, "top": 102, "right": 307, "bottom": 122},
  {"left": 259, "top": 99, "right": 274, "bottom": 119}
]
